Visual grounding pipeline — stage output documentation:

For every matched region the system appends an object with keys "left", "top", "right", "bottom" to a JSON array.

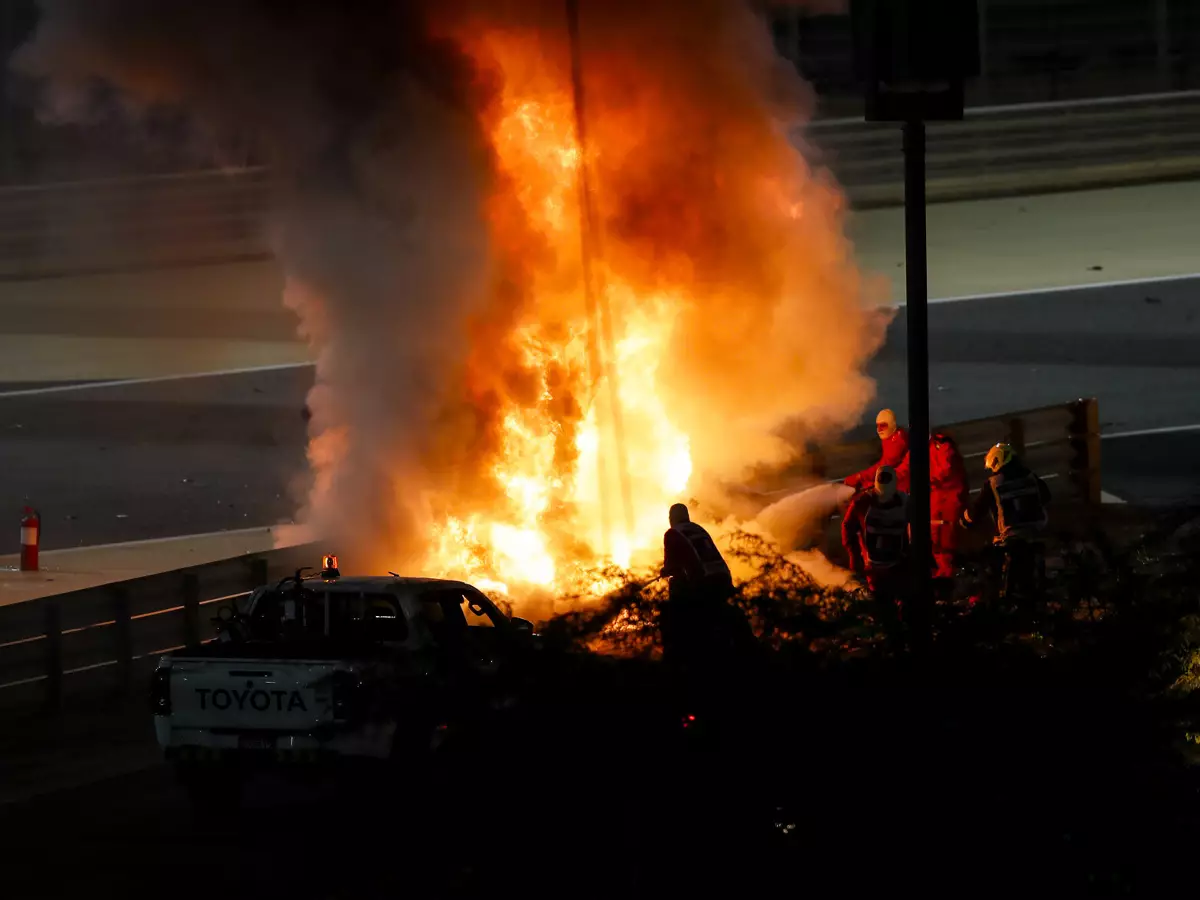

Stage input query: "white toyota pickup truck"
[{"left": 151, "top": 558, "right": 537, "bottom": 810}]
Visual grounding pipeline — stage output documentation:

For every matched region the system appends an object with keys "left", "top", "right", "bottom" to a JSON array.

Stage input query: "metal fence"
[
  {"left": 749, "top": 398, "right": 1101, "bottom": 506},
  {"left": 0, "top": 90, "right": 1197, "bottom": 280},
  {"left": 0, "top": 542, "right": 319, "bottom": 713},
  {"left": 804, "top": 89, "right": 1200, "bottom": 206},
  {"left": 0, "top": 399, "right": 1101, "bottom": 715},
  {"left": 772, "top": 0, "right": 1200, "bottom": 113}
]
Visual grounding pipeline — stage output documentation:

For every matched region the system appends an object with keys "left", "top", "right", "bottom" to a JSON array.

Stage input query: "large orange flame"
[
  {"left": 427, "top": 30, "right": 693, "bottom": 598},
  {"left": 414, "top": 10, "right": 884, "bottom": 609},
  {"left": 10, "top": 0, "right": 881, "bottom": 617}
]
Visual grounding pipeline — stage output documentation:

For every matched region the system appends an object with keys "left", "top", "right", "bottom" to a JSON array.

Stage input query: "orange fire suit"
[
  {"left": 897, "top": 432, "right": 969, "bottom": 579},
  {"left": 844, "top": 427, "right": 910, "bottom": 494}
]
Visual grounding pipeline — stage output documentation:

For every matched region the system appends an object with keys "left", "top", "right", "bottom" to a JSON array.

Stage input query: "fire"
[
  {"left": 14, "top": 0, "right": 886, "bottom": 620},
  {"left": 415, "top": 11, "right": 883, "bottom": 608},
  {"left": 427, "top": 34, "right": 694, "bottom": 597}
]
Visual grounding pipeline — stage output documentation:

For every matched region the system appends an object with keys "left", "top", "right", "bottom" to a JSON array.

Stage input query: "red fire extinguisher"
[{"left": 20, "top": 507, "right": 39, "bottom": 572}]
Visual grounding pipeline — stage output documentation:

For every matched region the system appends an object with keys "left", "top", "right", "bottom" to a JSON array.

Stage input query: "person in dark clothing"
[
  {"left": 842, "top": 465, "right": 911, "bottom": 632},
  {"left": 659, "top": 504, "right": 743, "bottom": 677},
  {"left": 661, "top": 503, "right": 733, "bottom": 600},
  {"left": 960, "top": 442, "right": 1051, "bottom": 605}
]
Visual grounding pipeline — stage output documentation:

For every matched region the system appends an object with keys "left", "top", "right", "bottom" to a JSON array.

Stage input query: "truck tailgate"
[{"left": 169, "top": 657, "right": 338, "bottom": 733}]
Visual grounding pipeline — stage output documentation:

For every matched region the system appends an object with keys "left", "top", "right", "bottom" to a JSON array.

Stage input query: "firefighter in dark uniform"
[
  {"left": 960, "top": 442, "right": 1051, "bottom": 605},
  {"left": 659, "top": 503, "right": 740, "bottom": 674},
  {"left": 661, "top": 503, "right": 733, "bottom": 601},
  {"left": 842, "top": 465, "right": 911, "bottom": 632}
]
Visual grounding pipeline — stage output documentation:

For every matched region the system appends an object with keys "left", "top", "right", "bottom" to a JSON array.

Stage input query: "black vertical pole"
[
  {"left": 977, "top": 0, "right": 991, "bottom": 104},
  {"left": 903, "top": 118, "right": 932, "bottom": 642}
]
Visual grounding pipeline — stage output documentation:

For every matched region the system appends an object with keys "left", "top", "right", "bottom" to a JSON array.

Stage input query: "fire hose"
[{"left": 834, "top": 481, "right": 955, "bottom": 524}]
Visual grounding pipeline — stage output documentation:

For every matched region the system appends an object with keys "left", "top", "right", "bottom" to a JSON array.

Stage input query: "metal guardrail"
[
  {"left": 752, "top": 398, "right": 1102, "bottom": 562},
  {"left": 0, "top": 93, "right": 1198, "bottom": 278},
  {"left": 804, "top": 90, "right": 1200, "bottom": 207},
  {"left": 0, "top": 542, "right": 319, "bottom": 712},
  {"left": 774, "top": 1, "right": 1200, "bottom": 112},
  {"left": 752, "top": 398, "right": 1101, "bottom": 507},
  {"left": 0, "top": 400, "right": 1101, "bottom": 715}
]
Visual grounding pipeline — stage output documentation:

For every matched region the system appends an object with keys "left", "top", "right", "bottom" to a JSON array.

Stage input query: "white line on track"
[
  {"left": 1, "top": 524, "right": 285, "bottom": 557},
  {"left": 0, "top": 360, "right": 315, "bottom": 399},
  {"left": 898, "top": 272, "right": 1200, "bottom": 308},
  {"left": 1102, "top": 423, "right": 1200, "bottom": 440}
]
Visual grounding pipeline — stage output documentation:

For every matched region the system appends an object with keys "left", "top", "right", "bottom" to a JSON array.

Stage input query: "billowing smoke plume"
[
  {"left": 13, "top": 0, "right": 501, "bottom": 571},
  {"left": 14, "top": 1, "right": 887, "bottom": 595}
]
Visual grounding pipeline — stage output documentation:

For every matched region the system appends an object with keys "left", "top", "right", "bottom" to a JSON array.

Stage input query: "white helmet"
[{"left": 876, "top": 409, "right": 898, "bottom": 440}]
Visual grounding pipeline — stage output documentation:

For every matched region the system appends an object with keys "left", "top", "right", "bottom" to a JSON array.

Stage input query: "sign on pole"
[{"left": 853, "top": 0, "right": 981, "bottom": 123}]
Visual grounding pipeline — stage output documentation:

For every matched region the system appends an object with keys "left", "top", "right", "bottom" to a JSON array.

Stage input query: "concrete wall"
[
  {"left": 0, "top": 259, "right": 308, "bottom": 382},
  {"left": 1, "top": 179, "right": 1198, "bottom": 382}
]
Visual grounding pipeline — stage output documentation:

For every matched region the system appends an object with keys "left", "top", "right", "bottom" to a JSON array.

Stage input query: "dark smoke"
[{"left": 13, "top": 2, "right": 484, "bottom": 172}]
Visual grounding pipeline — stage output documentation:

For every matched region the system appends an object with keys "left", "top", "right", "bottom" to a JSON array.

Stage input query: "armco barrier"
[
  {"left": 0, "top": 542, "right": 320, "bottom": 713},
  {"left": 804, "top": 90, "right": 1200, "bottom": 207},
  {"left": 751, "top": 398, "right": 1101, "bottom": 507},
  {"left": 3, "top": 94, "right": 1200, "bottom": 279},
  {"left": 747, "top": 398, "right": 1101, "bottom": 564},
  {"left": 0, "top": 400, "right": 1102, "bottom": 715}
]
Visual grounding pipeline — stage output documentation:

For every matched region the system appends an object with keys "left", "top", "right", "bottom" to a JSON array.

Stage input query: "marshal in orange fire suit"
[
  {"left": 897, "top": 431, "right": 970, "bottom": 579},
  {"left": 844, "top": 409, "right": 910, "bottom": 494},
  {"left": 841, "top": 466, "right": 911, "bottom": 613}
]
